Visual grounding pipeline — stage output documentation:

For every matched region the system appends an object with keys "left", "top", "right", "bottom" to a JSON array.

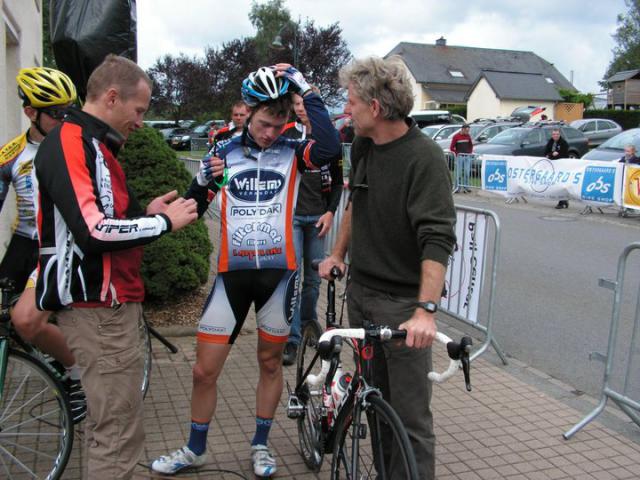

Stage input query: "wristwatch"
[{"left": 417, "top": 301, "right": 438, "bottom": 314}]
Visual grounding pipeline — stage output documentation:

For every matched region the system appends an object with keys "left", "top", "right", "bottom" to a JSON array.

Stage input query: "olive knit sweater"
[{"left": 349, "top": 120, "right": 456, "bottom": 297}]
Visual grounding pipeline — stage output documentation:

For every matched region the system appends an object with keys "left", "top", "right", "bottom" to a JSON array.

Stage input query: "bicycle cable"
[{"left": 135, "top": 462, "right": 248, "bottom": 479}]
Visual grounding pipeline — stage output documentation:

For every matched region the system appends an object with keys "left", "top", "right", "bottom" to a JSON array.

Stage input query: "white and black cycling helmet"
[{"left": 241, "top": 67, "right": 290, "bottom": 106}]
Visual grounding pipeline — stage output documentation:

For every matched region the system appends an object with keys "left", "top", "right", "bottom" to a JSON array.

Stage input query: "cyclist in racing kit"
[
  {"left": 151, "top": 64, "right": 340, "bottom": 477},
  {"left": 0, "top": 67, "right": 86, "bottom": 421}
]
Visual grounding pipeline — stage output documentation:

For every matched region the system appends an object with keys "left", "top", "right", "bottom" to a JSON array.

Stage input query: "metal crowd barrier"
[
  {"left": 564, "top": 242, "right": 640, "bottom": 439},
  {"left": 450, "top": 152, "right": 482, "bottom": 193},
  {"left": 190, "top": 138, "right": 210, "bottom": 151},
  {"left": 440, "top": 205, "right": 507, "bottom": 364}
]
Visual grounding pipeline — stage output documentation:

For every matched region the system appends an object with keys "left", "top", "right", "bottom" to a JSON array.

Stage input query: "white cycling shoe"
[
  {"left": 151, "top": 446, "right": 207, "bottom": 474},
  {"left": 252, "top": 444, "right": 277, "bottom": 477}
]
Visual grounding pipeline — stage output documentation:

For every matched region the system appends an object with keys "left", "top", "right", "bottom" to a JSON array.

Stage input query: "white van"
[{"left": 409, "top": 110, "right": 463, "bottom": 128}]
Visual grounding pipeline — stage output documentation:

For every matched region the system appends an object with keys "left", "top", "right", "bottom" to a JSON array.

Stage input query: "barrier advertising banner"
[
  {"left": 481, "top": 155, "right": 624, "bottom": 206},
  {"left": 622, "top": 164, "right": 640, "bottom": 210},
  {"left": 441, "top": 210, "right": 486, "bottom": 324}
]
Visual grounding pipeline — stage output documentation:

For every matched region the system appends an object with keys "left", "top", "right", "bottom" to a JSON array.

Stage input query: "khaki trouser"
[
  {"left": 57, "top": 303, "right": 145, "bottom": 479},
  {"left": 347, "top": 280, "right": 435, "bottom": 480}
]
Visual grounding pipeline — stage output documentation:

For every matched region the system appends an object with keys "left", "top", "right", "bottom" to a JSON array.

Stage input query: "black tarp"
[{"left": 50, "top": 0, "right": 137, "bottom": 101}]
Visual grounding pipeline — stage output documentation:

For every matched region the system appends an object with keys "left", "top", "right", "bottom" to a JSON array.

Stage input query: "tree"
[
  {"left": 42, "top": 0, "right": 56, "bottom": 68},
  {"left": 147, "top": 54, "right": 212, "bottom": 121},
  {"left": 118, "top": 127, "right": 212, "bottom": 300},
  {"left": 249, "top": 0, "right": 292, "bottom": 61},
  {"left": 602, "top": 0, "right": 640, "bottom": 86},
  {"left": 147, "top": 0, "right": 352, "bottom": 118}
]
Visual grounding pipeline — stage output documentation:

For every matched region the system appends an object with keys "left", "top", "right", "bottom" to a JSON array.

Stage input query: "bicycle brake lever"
[{"left": 460, "top": 337, "right": 472, "bottom": 392}]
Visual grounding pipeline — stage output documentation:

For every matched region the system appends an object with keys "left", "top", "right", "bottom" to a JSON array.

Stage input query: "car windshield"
[
  {"left": 435, "top": 127, "right": 459, "bottom": 140},
  {"left": 192, "top": 125, "right": 208, "bottom": 134},
  {"left": 470, "top": 125, "right": 485, "bottom": 137},
  {"left": 421, "top": 126, "right": 440, "bottom": 137},
  {"left": 598, "top": 130, "right": 640, "bottom": 151},
  {"left": 488, "top": 128, "right": 526, "bottom": 145}
]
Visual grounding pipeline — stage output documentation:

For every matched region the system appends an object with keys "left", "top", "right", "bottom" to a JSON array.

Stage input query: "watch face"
[{"left": 421, "top": 301, "right": 437, "bottom": 313}]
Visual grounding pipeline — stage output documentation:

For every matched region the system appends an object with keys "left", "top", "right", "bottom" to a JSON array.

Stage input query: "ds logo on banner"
[
  {"left": 484, "top": 160, "right": 507, "bottom": 191},
  {"left": 581, "top": 166, "right": 616, "bottom": 203}
]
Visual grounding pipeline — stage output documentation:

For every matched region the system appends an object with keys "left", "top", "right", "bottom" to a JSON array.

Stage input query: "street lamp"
[{"left": 271, "top": 21, "right": 299, "bottom": 67}]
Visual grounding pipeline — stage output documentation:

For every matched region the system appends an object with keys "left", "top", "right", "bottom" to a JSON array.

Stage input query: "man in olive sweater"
[{"left": 320, "top": 56, "right": 456, "bottom": 479}]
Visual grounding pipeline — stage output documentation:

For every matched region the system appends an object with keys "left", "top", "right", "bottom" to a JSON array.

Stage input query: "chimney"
[{"left": 436, "top": 36, "right": 446, "bottom": 46}]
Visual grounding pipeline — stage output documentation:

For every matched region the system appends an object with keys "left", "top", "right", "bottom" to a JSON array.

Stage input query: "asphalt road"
[{"left": 448, "top": 193, "right": 640, "bottom": 401}]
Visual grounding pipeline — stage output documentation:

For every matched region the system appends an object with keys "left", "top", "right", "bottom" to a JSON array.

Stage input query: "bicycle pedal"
[
  {"left": 357, "top": 424, "right": 367, "bottom": 439},
  {"left": 287, "top": 394, "right": 304, "bottom": 419}
]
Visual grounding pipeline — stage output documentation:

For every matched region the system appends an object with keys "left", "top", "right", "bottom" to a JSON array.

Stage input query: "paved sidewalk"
[{"left": 60, "top": 315, "right": 640, "bottom": 479}]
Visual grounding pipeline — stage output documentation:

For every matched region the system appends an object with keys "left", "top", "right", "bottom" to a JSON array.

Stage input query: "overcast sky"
[{"left": 137, "top": 0, "right": 626, "bottom": 95}]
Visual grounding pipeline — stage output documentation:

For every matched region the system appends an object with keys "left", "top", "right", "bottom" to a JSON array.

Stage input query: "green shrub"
[
  {"left": 448, "top": 105, "right": 467, "bottom": 119},
  {"left": 118, "top": 127, "right": 213, "bottom": 301},
  {"left": 584, "top": 109, "right": 640, "bottom": 130}
]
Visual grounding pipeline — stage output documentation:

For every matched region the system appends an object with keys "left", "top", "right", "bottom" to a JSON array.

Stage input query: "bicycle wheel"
[
  {"left": 295, "top": 320, "right": 324, "bottom": 471},
  {"left": 0, "top": 348, "right": 73, "bottom": 480},
  {"left": 330, "top": 392, "right": 419, "bottom": 480},
  {"left": 139, "top": 315, "right": 152, "bottom": 398}
]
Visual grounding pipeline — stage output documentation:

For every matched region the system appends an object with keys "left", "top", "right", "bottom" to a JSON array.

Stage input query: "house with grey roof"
[
  {"left": 466, "top": 70, "right": 564, "bottom": 121},
  {"left": 385, "top": 38, "right": 573, "bottom": 114},
  {"left": 606, "top": 69, "right": 640, "bottom": 108}
]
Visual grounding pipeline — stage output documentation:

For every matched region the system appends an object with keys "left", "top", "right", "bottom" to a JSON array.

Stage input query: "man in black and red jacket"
[
  {"left": 33, "top": 54, "right": 197, "bottom": 479},
  {"left": 449, "top": 124, "right": 473, "bottom": 193}
]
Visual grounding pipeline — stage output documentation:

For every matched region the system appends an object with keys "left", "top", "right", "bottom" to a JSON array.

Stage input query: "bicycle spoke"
[
  {"left": 0, "top": 439, "right": 57, "bottom": 460},
  {"left": 0, "top": 444, "right": 38, "bottom": 478},
  {"left": 0, "top": 407, "right": 65, "bottom": 433},
  {"left": 0, "top": 374, "right": 31, "bottom": 423},
  {"left": 1, "top": 384, "right": 52, "bottom": 426}
]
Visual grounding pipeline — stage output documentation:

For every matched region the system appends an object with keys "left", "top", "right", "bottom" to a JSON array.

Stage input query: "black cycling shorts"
[
  {"left": 0, "top": 234, "right": 39, "bottom": 293},
  {"left": 197, "top": 269, "right": 299, "bottom": 345}
]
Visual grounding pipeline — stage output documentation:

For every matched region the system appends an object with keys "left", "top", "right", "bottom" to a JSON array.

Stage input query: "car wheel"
[{"left": 568, "top": 151, "right": 579, "bottom": 158}]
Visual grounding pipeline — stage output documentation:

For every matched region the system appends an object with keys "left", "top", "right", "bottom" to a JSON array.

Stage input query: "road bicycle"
[
  {"left": 287, "top": 264, "right": 472, "bottom": 479},
  {"left": 0, "top": 278, "right": 73, "bottom": 480},
  {"left": 0, "top": 278, "right": 178, "bottom": 479}
]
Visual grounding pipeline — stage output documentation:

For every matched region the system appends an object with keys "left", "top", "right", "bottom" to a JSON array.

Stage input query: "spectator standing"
[
  {"left": 450, "top": 124, "right": 473, "bottom": 193},
  {"left": 320, "top": 56, "right": 456, "bottom": 480},
  {"left": 545, "top": 128, "right": 570, "bottom": 209},
  {"left": 33, "top": 54, "right": 198, "bottom": 479},
  {"left": 619, "top": 144, "right": 640, "bottom": 165},
  {"left": 211, "top": 100, "right": 250, "bottom": 145},
  {"left": 281, "top": 92, "right": 343, "bottom": 365}
]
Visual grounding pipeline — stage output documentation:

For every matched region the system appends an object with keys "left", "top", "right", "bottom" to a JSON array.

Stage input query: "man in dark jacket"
[
  {"left": 545, "top": 128, "right": 570, "bottom": 209},
  {"left": 34, "top": 54, "right": 197, "bottom": 479},
  {"left": 619, "top": 144, "right": 640, "bottom": 165},
  {"left": 320, "top": 56, "right": 456, "bottom": 480}
]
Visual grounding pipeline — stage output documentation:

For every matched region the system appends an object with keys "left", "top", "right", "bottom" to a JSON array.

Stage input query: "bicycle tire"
[
  {"left": 330, "top": 392, "right": 419, "bottom": 480},
  {"left": 295, "top": 320, "right": 324, "bottom": 471},
  {"left": 0, "top": 347, "right": 74, "bottom": 480},
  {"left": 140, "top": 315, "right": 152, "bottom": 399}
]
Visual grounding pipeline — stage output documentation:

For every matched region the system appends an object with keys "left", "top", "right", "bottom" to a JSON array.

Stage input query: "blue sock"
[
  {"left": 251, "top": 416, "right": 273, "bottom": 446},
  {"left": 187, "top": 420, "right": 210, "bottom": 456}
]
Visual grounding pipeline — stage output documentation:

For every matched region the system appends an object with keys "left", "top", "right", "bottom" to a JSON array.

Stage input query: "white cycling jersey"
[{"left": 0, "top": 132, "right": 39, "bottom": 240}]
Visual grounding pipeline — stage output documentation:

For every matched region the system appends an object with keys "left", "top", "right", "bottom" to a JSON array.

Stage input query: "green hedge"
[
  {"left": 448, "top": 105, "right": 468, "bottom": 119},
  {"left": 584, "top": 109, "right": 640, "bottom": 130},
  {"left": 118, "top": 127, "right": 213, "bottom": 301}
]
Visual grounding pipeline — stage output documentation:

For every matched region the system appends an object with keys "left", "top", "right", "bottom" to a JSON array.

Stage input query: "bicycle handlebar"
[
  {"left": 306, "top": 328, "right": 472, "bottom": 391},
  {"left": 310, "top": 259, "right": 343, "bottom": 280}
]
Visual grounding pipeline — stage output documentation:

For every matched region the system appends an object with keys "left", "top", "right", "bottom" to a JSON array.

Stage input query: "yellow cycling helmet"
[{"left": 16, "top": 67, "right": 77, "bottom": 108}]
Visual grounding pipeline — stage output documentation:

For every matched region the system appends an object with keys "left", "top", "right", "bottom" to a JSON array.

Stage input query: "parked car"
[
  {"left": 160, "top": 127, "right": 180, "bottom": 146},
  {"left": 169, "top": 128, "right": 194, "bottom": 150},
  {"left": 510, "top": 105, "right": 547, "bottom": 122},
  {"left": 581, "top": 128, "right": 640, "bottom": 162},
  {"left": 570, "top": 119, "right": 623, "bottom": 147},
  {"left": 436, "top": 120, "right": 522, "bottom": 151},
  {"left": 409, "top": 110, "right": 454, "bottom": 128},
  {"left": 473, "top": 125, "right": 589, "bottom": 159},
  {"left": 421, "top": 124, "right": 462, "bottom": 141}
]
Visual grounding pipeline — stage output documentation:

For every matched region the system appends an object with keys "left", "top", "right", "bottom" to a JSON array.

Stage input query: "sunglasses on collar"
[{"left": 39, "top": 106, "right": 69, "bottom": 120}]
